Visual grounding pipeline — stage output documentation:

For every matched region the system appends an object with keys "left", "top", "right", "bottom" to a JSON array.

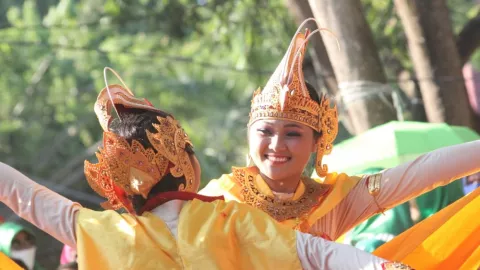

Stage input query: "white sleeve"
[
  {"left": 376, "top": 140, "right": 480, "bottom": 209},
  {"left": 295, "top": 231, "right": 388, "bottom": 270},
  {"left": 312, "top": 140, "right": 480, "bottom": 239},
  {"left": 0, "top": 162, "right": 81, "bottom": 247}
]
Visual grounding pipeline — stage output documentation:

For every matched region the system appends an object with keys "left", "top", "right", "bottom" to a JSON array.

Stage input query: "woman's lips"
[{"left": 264, "top": 154, "right": 291, "bottom": 165}]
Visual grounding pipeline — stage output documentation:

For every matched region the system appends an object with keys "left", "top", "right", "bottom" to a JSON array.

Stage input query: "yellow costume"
[
  {"left": 0, "top": 252, "right": 23, "bottom": 270},
  {"left": 76, "top": 199, "right": 301, "bottom": 270}
]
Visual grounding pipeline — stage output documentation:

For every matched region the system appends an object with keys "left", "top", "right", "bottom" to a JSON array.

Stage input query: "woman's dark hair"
[
  {"left": 301, "top": 82, "right": 324, "bottom": 177},
  {"left": 305, "top": 81, "right": 321, "bottom": 104},
  {"left": 109, "top": 105, "right": 194, "bottom": 214},
  {"left": 305, "top": 81, "right": 322, "bottom": 140}
]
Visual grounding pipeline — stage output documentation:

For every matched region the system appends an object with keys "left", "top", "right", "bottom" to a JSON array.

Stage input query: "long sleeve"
[
  {"left": 312, "top": 140, "right": 480, "bottom": 239},
  {"left": 295, "top": 231, "right": 390, "bottom": 270},
  {"left": 0, "top": 162, "right": 81, "bottom": 247}
]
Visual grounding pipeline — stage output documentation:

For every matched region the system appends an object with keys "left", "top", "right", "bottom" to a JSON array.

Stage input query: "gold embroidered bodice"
[{"left": 231, "top": 167, "right": 331, "bottom": 223}]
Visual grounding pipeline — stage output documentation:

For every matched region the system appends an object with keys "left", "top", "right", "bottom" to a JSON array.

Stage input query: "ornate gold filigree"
[
  {"left": 84, "top": 132, "right": 169, "bottom": 211},
  {"left": 147, "top": 116, "right": 195, "bottom": 192},
  {"left": 366, "top": 173, "right": 385, "bottom": 214},
  {"left": 367, "top": 173, "right": 382, "bottom": 196},
  {"left": 247, "top": 22, "right": 338, "bottom": 177},
  {"left": 315, "top": 97, "right": 338, "bottom": 177},
  {"left": 232, "top": 167, "right": 331, "bottom": 222},
  {"left": 381, "top": 262, "right": 414, "bottom": 270}
]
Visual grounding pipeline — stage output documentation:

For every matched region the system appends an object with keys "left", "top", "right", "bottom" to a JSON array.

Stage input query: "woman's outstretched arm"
[
  {"left": 314, "top": 140, "right": 480, "bottom": 239},
  {"left": 0, "top": 162, "right": 82, "bottom": 247}
]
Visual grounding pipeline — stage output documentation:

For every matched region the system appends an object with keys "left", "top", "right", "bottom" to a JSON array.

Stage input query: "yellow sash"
[{"left": 307, "top": 173, "right": 360, "bottom": 226}]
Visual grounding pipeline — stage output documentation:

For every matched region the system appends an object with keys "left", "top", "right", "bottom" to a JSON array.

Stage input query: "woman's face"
[
  {"left": 248, "top": 119, "right": 317, "bottom": 182},
  {"left": 10, "top": 231, "right": 37, "bottom": 270},
  {"left": 11, "top": 231, "right": 35, "bottom": 250}
]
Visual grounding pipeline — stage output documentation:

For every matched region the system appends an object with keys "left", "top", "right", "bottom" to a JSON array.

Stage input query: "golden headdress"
[
  {"left": 248, "top": 18, "right": 338, "bottom": 177},
  {"left": 84, "top": 68, "right": 196, "bottom": 213}
]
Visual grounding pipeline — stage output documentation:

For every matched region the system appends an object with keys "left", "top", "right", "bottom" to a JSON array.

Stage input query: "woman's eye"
[
  {"left": 257, "top": 129, "right": 271, "bottom": 135},
  {"left": 287, "top": 132, "right": 301, "bottom": 137}
]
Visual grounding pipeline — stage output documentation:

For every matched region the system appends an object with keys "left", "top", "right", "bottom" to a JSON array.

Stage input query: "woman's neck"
[{"left": 259, "top": 172, "right": 302, "bottom": 194}]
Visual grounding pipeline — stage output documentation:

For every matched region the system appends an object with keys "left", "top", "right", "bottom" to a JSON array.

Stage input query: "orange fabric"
[
  {"left": 374, "top": 187, "right": 480, "bottom": 269},
  {"left": 0, "top": 252, "right": 22, "bottom": 270}
]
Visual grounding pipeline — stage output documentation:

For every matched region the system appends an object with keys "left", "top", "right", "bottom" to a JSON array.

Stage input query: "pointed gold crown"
[{"left": 248, "top": 19, "right": 339, "bottom": 177}]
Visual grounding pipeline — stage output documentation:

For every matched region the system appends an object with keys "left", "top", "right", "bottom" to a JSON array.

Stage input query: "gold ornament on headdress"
[
  {"left": 248, "top": 18, "right": 339, "bottom": 177},
  {"left": 84, "top": 68, "right": 196, "bottom": 213},
  {"left": 146, "top": 116, "right": 195, "bottom": 191}
]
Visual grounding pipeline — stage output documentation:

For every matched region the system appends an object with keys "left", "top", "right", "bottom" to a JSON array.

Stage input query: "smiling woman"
[{"left": 247, "top": 83, "right": 320, "bottom": 194}]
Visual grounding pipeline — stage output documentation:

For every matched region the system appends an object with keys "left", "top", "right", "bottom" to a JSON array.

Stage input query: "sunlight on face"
[{"left": 248, "top": 119, "right": 317, "bottom": 183}]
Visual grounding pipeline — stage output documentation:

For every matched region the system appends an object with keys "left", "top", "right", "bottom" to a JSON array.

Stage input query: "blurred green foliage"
[{"left": 0, "top": 0, "right": 296, "bottom": 191}]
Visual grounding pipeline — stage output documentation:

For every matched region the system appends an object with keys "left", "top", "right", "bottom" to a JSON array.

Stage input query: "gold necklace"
[{"left": 232, "top": 167, "right": 331, "bottom": 222}]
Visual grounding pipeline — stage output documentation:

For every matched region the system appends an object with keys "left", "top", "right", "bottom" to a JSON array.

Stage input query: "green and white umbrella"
[{"left": 319, "top": 121, "right": 480, "bottom": 176}]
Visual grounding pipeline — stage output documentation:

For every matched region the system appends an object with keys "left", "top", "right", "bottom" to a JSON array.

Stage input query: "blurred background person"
[
  {"left": 463, "top": 171, "right": 480, "bottom": 195},
  {"left": 0, "top": 221, "right": 43, "bottom": 270}
]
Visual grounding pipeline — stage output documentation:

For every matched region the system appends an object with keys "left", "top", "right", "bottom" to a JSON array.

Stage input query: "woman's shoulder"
[
  {"left": 76, "top": 208, "right": 129, "bottom": 227},
  {"left": 310, "top": 171, "right": 361, "bottom": 185},
  {"left": 199, "top": 168, "right": 248, "bottom": 196}
]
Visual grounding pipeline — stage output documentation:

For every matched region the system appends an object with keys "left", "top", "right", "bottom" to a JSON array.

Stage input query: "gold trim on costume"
[
  {"left": 381, "top": 262, "right": 414, "bottom": 270},
  {"left": 367, "top": 173, "right": 382, "bottom": 196},
  {"left": 231, "top": 167, "right": 331, "bottom": 222},
  {"left": 367, "top": 173, "right": 384, "bottom": 214}
]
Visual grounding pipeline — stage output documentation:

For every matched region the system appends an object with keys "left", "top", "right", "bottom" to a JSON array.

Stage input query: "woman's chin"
[{"left": 260, "top": 168, "right": 292, "bottom": 182}]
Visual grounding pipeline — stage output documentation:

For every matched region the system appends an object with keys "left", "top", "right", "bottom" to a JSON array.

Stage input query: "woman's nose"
[{"left": 269, "top": 135, "right": 287, "bottom": 151}]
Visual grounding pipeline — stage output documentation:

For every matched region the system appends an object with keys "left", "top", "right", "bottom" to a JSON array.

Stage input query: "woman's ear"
[
  {"left": 311, "top": 133, "right": 320, "bottom": 153},
  {"left": 311, "top": 140, "right": 318, "bottom": 153}
]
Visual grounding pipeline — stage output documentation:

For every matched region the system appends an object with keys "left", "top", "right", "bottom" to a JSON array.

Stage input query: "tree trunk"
[
  {"left": 397, "top": 70, "right": 428, "bottom": 122},
  {"left": 308, "top": 0, "right": 397, "bottom": 133},
  {"left": 286, "top": 0, "right": 356, "bottom": 136},
  {"left": 285, "top": 0, "right": 339, "bottom": 96},
  {"left": 394, "top": 0, "right": 474, "bottom": 127}
]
